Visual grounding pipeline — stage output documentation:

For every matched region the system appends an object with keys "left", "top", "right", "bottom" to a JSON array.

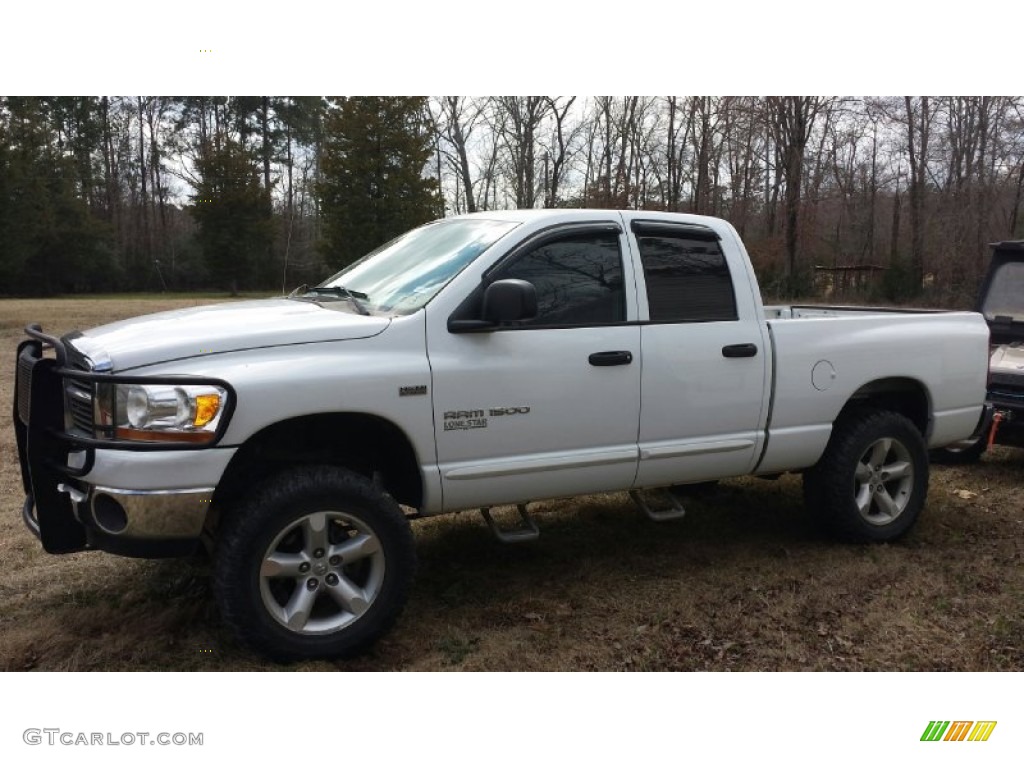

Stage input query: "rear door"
[{"left": 628, "top": 218, "right": 769, "bottom": 487}]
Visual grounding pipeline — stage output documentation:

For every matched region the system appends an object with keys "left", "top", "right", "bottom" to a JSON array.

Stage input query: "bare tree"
[
  {"left": 493, "top": 96, "right": 550, "bottom": 208},
  {"left": 719, "top": 97, "right": 764, "bottom": 236},
  {"left": 437, "top": 96, "right": 482, "bottom": 213},
  {"left": 767, "top": 96, "right": 824, "bottom": 291},
  {"left": 542, "top": 96, "right": 580, "bottom": 208},
  {"left": 904, "top": 96, "right": 932, "bottom": 291}
]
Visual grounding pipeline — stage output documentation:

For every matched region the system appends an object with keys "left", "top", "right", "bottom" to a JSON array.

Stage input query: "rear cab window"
[{"left": 632, "top": 222, "right": 738, "bottom": 323}]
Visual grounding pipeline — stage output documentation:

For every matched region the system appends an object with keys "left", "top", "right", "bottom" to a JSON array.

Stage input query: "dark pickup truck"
[{"left": 933, "top": 240, "right": 1024, "bottom": 462}]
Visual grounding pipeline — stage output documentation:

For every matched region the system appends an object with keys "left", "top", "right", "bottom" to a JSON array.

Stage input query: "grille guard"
[
  {"left": 18, "top": 324, "right": 237, "bottom": 452},
  {"left": 14, "top": 325, "right": 236, "bottom": 554}
]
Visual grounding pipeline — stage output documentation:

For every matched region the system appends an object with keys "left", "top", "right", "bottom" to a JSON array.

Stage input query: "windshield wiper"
[{"left": 290, "top": 284, "right": 371, "bottom": 316}]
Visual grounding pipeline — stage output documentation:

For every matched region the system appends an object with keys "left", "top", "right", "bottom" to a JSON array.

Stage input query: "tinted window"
[
  {"left": 499, "top": 232, "right": 625, "bottom": 325},
  {"left": 637, "top": 235, "right": 737, "bottom": 322}
]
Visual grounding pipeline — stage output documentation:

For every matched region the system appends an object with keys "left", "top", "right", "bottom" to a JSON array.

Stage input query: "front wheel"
[
  {"left": 214, "top": 466, "right": 416, "bottom": 661},
  {"left": 804, "top": 409, "right": 928, "bottom": 543}
]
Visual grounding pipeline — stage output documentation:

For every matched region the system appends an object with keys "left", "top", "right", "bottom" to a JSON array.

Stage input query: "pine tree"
[
  {"left": 0, "top": 97, "right": 111, "bottom": 295},
  {"left": 317, "top": 97, "right": 441, "bottom": 267},
  {"left": 190, "top": 135, "right": 274, "bottom": 294}
]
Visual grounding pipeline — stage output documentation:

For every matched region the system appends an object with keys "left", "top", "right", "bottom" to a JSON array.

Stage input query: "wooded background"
[{"left": 2, "top": 96, "right": 1022, "bottom": 304}]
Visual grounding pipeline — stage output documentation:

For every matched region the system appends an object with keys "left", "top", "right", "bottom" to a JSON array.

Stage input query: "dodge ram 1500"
[{"left": 13, "top": 209, "right": 990, "bottom": 660}]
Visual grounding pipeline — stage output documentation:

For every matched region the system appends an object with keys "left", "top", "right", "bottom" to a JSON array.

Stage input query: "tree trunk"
[
  {"left": 137, "top": 97, "right": 150, "bottom": 264},
  {"left": 446, "top": 98, "right": 477, "bottom": 213},
  {"left": 1009, "top": 160, "right": 1024, "bottom": 238},
  {"left": 261, "top": 96, "right": 272, "bottom": 191},
  {"left": 890, "top": 183, "right": 901, "bottom": 267},
  {"left": 905, "top": 96, "right": 929, "bottom": 293}
]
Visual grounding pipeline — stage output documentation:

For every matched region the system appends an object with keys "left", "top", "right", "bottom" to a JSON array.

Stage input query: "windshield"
[
  {"left": 981, "top": 259, "right": 1024, "bottom": 322},
  {"left": 315, "top": 218, "right": 520, "bottom": 315}
]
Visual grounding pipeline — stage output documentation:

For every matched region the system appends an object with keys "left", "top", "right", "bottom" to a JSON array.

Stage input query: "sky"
[{"left": 3, "top": 1, "right": 1019, "bottom": 95}]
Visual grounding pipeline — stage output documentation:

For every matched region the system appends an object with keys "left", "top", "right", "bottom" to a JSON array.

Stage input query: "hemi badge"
[{"left": 399, "top": 385, "right": 428, "bottom": 397}]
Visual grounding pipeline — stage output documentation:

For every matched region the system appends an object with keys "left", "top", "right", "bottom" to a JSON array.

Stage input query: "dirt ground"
[{"left": 1, "top": 297, "right": 1022, "bottom": 671}]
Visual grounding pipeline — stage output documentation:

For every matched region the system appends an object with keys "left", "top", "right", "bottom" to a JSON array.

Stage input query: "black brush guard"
[{"left": 13, "top": 325, "right": 235, "bottom": 554}]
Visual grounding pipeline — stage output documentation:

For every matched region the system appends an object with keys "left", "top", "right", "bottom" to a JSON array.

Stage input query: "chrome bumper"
[{"left": 63, "top": 485, "right": 215, "bottom": 539}]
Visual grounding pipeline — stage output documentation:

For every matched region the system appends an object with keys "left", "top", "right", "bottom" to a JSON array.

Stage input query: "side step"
[
  {"left": 629, "top": 488, "right": 687, "bottom": 522},
  {"left": 480, "top": 504, "right": 540, "bottom": 544}
]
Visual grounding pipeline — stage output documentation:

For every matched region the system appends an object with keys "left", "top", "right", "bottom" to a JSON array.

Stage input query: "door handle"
[
  {"left": 722, "top": 343, "right": 758, "bottom": 358},
  {"left": 589, "top": 351, "right": 633, "bottom": 366}
]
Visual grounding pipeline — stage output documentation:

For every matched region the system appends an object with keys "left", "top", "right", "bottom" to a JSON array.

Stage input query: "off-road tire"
[
  {"left": 804, "top": 408, "right": 928, "bottom": 543},
  {"left": 213, "top": 465, "right": 416, "bottom": 662}
]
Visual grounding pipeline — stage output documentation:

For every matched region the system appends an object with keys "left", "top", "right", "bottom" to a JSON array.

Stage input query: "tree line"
[{"left": 2, "top": 96, "right": 1022, "bottom": 304}]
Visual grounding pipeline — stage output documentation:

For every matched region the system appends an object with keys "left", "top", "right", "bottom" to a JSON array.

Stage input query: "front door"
[{"left": 427, "top": 223, "right": 642, "bottom": 511}]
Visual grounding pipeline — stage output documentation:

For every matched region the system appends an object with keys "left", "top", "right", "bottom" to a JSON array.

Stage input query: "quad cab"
[{"left": 12, "top": 210, "right": 990, "bottom": 660}]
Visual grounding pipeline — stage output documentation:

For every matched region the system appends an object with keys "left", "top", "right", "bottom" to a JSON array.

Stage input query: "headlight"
[{"left": 95, "top": 383, "right": 229, "bottom": 443}]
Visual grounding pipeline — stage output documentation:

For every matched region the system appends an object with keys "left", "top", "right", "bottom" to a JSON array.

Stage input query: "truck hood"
[{"left": 67, "top": 298, "right": 391, "bottom": 371}]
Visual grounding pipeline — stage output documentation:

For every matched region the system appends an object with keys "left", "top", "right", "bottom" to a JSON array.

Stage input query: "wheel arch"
[
  {"left": 212, "top": 412, "right": 424, "bottom": 519},
  {"left": 840, "top": 377, "right": 932, "bottom": 437}
]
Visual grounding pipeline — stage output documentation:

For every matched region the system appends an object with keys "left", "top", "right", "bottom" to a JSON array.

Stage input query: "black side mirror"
[{"left": 482, "top": 279, "right": 538, "bottom": 324}]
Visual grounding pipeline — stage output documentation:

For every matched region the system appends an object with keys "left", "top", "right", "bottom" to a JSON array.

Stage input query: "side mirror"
[{"left": 482, "top": 279, "right": 538, "bottom": 324}]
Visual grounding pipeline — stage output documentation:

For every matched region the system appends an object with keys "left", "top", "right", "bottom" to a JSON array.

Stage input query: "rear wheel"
[
  {"left": 214, "top": 466, "right": 416, "bottom": 661},
  {"left": 804, "top": 409, "right": 928, "bottom": 543}
]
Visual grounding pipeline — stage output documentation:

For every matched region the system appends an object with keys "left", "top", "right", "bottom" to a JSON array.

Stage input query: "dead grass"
[{"left": 1, "top": 296, "right": 1022, "bottom": 671}]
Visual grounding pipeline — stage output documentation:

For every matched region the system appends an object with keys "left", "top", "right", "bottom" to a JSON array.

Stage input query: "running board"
[
  {"left": 629, "top": 489, "right": 687, "bottom": 522},
  {"left": 479, "top": 504, "right": 540, "bottom": 544}
]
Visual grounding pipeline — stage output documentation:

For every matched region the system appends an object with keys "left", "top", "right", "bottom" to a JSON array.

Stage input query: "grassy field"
[{"left": 1, "top": 296, "right": 1022, "bottom": 671}]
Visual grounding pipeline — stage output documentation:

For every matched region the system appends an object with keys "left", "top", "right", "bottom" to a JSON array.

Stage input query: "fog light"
[{"left": 92, "top": 494, "right": 128, "bottom": 534}]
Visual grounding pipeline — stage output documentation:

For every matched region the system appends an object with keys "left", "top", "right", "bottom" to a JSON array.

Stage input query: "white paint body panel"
[
  {"left": 77, "top": 298, "right": 390, "bottom": 371},
  {"left": 620, "top": 212, "right": 772, "bottom": 486},
  {"left": 423, "top": 213, "right": 642, "bottom": 510},
  {"left": 759, "top": 311, "right": 990, "bottom": 473},
  {"left": 429, "top": 324, "right": 642, "bottom": 509},
  {"left": 81, "top": 314, "right": 445, "bottom": 512},
  {"left": 72, "top": 209, "right": 989, "bottom": 517},
  {"left": 76, "top": 446, "right": 237, "bottom": 491}
]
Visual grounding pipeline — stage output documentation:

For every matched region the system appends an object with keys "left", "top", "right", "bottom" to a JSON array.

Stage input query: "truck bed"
[{"left": 754, "top": 307, "right": 989, "bottom": 475}]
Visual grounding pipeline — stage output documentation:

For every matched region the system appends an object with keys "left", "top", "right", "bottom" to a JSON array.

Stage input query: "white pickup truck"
[{"left": 13, "top": 209, "right": 989, "bottom": 660}]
